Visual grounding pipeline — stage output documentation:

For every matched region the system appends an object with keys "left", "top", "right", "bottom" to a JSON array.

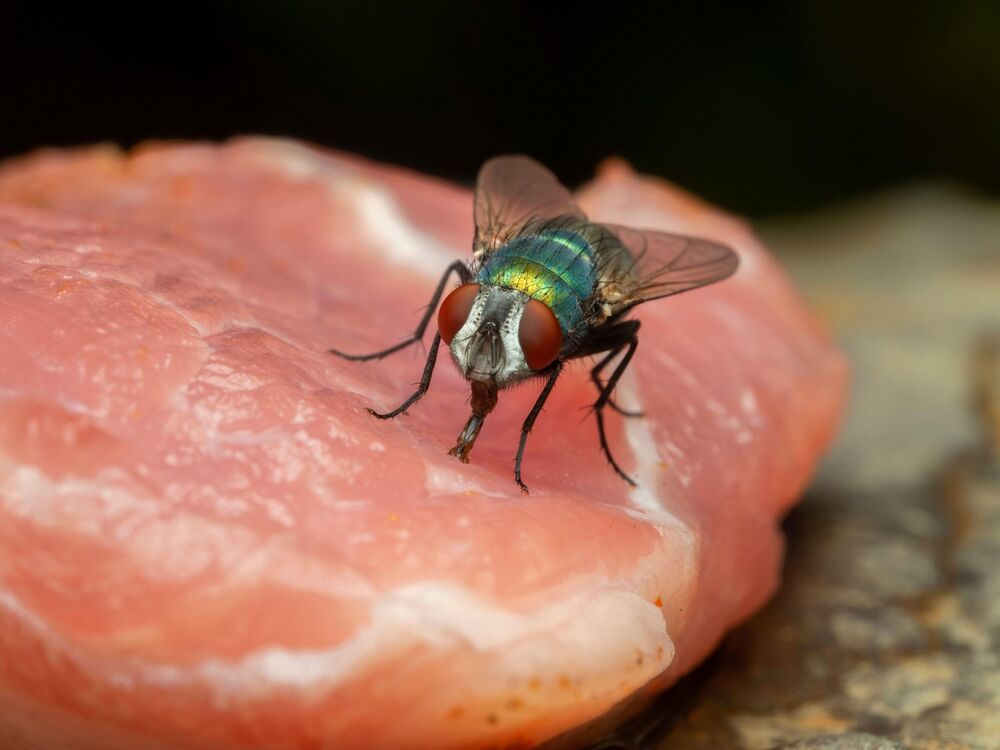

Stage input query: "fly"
[{"left": 330, "top": 156, "right": 739, "bottom": 493}]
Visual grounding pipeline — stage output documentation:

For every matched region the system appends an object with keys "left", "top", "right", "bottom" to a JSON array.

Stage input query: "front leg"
[
  {"left": 329, "top": 260, "right": 470, "bottom": 361},
  {"left": 368, "top": 333, "right": 443, "bottom": 419},
  {"left": 513, "top": 362, "right": 564, "bottom": 494}
]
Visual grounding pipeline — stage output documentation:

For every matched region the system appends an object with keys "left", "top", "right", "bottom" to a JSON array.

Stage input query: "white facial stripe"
[
  {"left": 499, "top": 298, "right": 529, "bottom": 380},
  {"left": 448, "top": 292, "right": 488, "bottom": 367},
  {"left": 448, "top": 287, "right": 530, "bottom": 384}
]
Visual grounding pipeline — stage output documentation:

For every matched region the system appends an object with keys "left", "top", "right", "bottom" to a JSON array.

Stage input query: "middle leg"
[
  {"left": 591, "top": 347, "right": 644, "bottom": 417},
  {"left": 577, "top": 320, "right": 642, "bottom": 486}
]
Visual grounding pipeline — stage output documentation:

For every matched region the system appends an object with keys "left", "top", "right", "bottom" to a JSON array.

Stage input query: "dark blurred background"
[{"left": 6, "top": 1, "right": 999, "bottom": 217}]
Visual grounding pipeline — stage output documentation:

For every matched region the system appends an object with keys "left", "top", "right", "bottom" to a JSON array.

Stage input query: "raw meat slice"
[{"left": 0, "top": 139, "right": 846, "bottom": 749}]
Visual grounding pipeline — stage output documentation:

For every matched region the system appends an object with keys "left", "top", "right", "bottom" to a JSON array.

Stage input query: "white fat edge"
[
  {"left": 613, "top": 376, "right": 690, "bottom": 532},
  {"left": 0, "top": 391, "right": 91, "bottom": 417},
  {"left": 423, "top": 464, "right": 508, "bottom": 499},
  {"left": 242, "top": 138, "right": 345, "bottom": 180},
  {"left": 612, "top": 379, "right": 701, "bottom": 626},
  {"left": 352, "top": 185, "right": 458, "bottom": 273},
  {"left": 0, "top": 464, "right": 673, "bottom": 703},
  {"left": 0, "top": 588, "right": 53, "bottom": 638},
  {"left": 0, "top": 464, "right": 372, "bottom": 597},
  {"left": 249, "top": 138, "right": 458, "bottom": 278},
  {"left": 0, "top": 464, "right": 159, "bottom": 536},
  {"left": 0, "top": 464, "right": 231, "bottom": 581},
  {"left": 0, "top": 575, "right": 672, "bottom": 705},
  {"left": 164, "top": 585, "right": 675, "bottom": 712}
]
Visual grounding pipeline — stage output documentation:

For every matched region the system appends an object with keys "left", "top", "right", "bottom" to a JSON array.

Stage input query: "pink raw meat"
[{"left": 0, "top": 139, "right": 846, "bottom": 749}]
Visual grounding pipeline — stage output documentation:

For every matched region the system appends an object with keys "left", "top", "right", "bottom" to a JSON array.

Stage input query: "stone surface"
[{"left": 594, "top": 186, "right": 1000, "bottom": 750}]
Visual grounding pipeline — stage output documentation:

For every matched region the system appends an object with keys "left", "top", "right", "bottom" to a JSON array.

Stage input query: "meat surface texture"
[{"left": 0, "top": 140, "right": 846, "bottom": 750}]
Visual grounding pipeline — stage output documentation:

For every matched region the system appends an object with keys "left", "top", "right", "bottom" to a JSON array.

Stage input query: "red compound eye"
[
  {"left": 438, "top": 284, "right": 480, "bottom": 344},
  {"left": 518, "top": 298, "right": 562, "bottom": 370}
]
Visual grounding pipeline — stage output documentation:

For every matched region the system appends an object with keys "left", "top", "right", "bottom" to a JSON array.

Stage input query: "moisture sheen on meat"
[{"left": 0, "top": 140, "right": 846, "bottom": 750}]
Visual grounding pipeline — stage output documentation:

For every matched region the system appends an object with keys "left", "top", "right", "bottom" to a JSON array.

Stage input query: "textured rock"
[{"left": 779, "top": 734, "right": 905, "bottom": 750}]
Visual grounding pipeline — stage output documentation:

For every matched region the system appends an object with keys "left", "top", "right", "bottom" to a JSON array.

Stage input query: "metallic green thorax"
[{"left": 477, "top": 226, "right": 597, "bottom": 333}]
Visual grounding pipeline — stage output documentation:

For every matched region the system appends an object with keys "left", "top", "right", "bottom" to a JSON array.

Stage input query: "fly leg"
[
  {"left": 591, "top": 348, "right": 644, "bottom": 417},
  {"left": 514, "top": 362, "right": 564, "bottom": 494},
  {"left": 368, "top": 333, "right": 443, "bottom": 419},
  {"left": 329, "top": 260, "right": 471, "bottom": 360},
  {"left": 589, "top": 321, "right": 641, "bottom": 486}
]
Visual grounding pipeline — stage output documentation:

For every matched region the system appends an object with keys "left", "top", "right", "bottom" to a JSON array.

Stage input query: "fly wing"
[
  {"left": 593, "top": 224, "right": 739, "bottom": 316},
  {"left": 474, "top": 156, "right": 586, "bottom": 259}
]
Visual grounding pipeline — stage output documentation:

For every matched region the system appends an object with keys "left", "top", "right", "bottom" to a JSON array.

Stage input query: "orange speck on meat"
[
  {"left": 485, "top": 713, "right": 499, "bottom": 725},
  {"left": 55, "top": 282, "right": 73, "bottom": 299},
  {"left": 170, "top": 176, "right": 195, "bottom": 199},
  {"left": 446, "top": 705, "right": 464, "bottom": 719},
  {"left": 134, "top": 346, "right": 149, "bottom": 362},
  {"left": 558, "top": 676, "right": 572, "bottom": 690},
  {"left": 387, "top": 512, "right": 399, "bottom": 523},
  {"left": 654, "top": 595, "right": 663, "bottom": 608},
  {"left": 505, "top": 697, "right": 524, "bottom": 710},
  {"left": 528, "top": 678, "right": 540, "bottom": 690}
]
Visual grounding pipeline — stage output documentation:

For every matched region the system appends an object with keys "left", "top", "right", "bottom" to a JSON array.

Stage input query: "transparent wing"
[
  {"left": 474, "top": 155, "right": 586, "bottom": 257},
  {"left": 594, "top": 224, "right": 739, "bottom": 314}
]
